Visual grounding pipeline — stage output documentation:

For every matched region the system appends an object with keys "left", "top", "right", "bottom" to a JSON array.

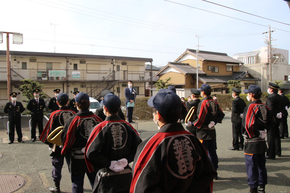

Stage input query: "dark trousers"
[
  {"left": 126, "top": 107, "right": 134, "bottom": 123},
  {"left": 267, "top": 121, "right": 281, "bottom": 158},
  {"left": 71, "top": 171, "right": 96, "bottom": 193},
  {"left": 52, "top": 156, "right": 64, "bottom": 183},
  {"left": 202, "top": 139, "right": 218, "bottom": 171},
  {"left": 31, "top": 117, "right": 43, "bottom": 139},
  {"left": 232, "top": 122, "right": 244, "bottom": 149},
  {"left": 245, "top": 154, "right": 267, "bottom": 188},
  {"left": 8, "top": 119, "right": 22, "bottom": 142},
  {"left": 279, "top": 116, "right": 288, "bottom": 138}
]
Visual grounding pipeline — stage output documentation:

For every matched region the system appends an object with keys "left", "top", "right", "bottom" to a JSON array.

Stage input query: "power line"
[
  {"left": 202, "top": 0, "right": 290, "bottom": 26},
  {"left": 164, "top": 0, "right": 290, "bottom": 33}
]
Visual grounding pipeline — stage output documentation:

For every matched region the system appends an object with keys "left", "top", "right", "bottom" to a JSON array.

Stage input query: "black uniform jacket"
[
  {"left": 186, "top": 99, "right": 200, "bottom": 111},
  {"left": 67, "top": 98, "right": 78, "bottom": 113},
  {"left": 61, "top": 110, "right": 102, "bottom": 173},
  {"left": 27, "top": 98, "right": 46, "bottom": 118},
  {"left": 85, "top": 114, "right": 141, "bottom": 172},
  {"left": 95, "top": 107, "right": 125, "bottom": 121},
  {"left": 266, "top": 93, "right": 282, "bottom": 122},
  {"left": 193, "top": 96, "right": 225, "bottom": 140},
  {"left": 48, "top": 97, "right": 59, "bottom": 112},
  {"left": 130, "top": 123, "right": 216, "bottom": 193},
  {"left": 242, "top": 100, "right": 274, "bottom": 154},
  {"left": 180, "top": 101, "right": 188, "bottom": 121},
  {"left": 4, "top": 101, "right": 25, "bottom": 120},
  {"left": 40, "top": 106, "right": 76, "bottom": 156},
  {"left": 231, "top": 96, "right": 246, "bottom": 123},
  {"left": 280, "top": 94, "right": 289, "bottom": 117}
]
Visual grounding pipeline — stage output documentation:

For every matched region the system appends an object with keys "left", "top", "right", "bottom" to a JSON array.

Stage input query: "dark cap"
[
  {"left": 198, "top": 84, "right": 211, "bottom": 92},
  {"left": 53, "top": 89, "right": 61, "bottom": 93},
  {"left": 243, "top": 85, "right": 262, "bottom": 95},
  {"left": 57, "top": 93, "right": 69, "bottom": 103},
  {"left": 75, "top": 92, "right": 89, "bottom": 103},
  {"left": 268, "top": 82, "right": 280, "bottom": 89},
  {"left": 103, "top": 94, "right": 121, "bottom": 111},
  {"left": 147, "top": 89, "right": 182, "bottom": 117},
  {"left": 190, "top": 88, "right": 200, "bottom": 95},
  {"left": 167, "top": 85, "right": 176, "bottom": 93},
  {"left": 232, "top": 87, "right": 241, "bottom": 94},
  {"left": 100, "top": 90, "right": 114, "bottom": 97},
  {"left": 73, "top": 91, "right": 80, "bottom": 95},
  {"left": 33, "top": 89, "right": 41, "bottom": 93},
  {"left": 10, "top": 92, "right": 17, "bottom": 97}
]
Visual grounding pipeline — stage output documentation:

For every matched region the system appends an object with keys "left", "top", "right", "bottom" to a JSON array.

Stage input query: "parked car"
[{"left": 89, "top": 97, "right": 101, "bottom": 113}]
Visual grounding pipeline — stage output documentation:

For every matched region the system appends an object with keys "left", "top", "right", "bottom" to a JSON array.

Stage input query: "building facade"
[
  {"left": 0, "top": 51, "right": 153, "bottom": 110},
  {"left": 233, "top": 47, "right": 290, "bottom": 91}
]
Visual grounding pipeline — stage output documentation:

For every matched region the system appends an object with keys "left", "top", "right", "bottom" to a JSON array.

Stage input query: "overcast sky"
[{"left": 1, "top": 0, "right": 289, "bottom": 66}]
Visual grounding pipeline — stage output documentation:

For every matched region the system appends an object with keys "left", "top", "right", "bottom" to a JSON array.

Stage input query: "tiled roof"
[
  {"left": 199, "top": 71, "right": 259, "bottom": 83},
  {"left": 187, "top": 49, "right": 241, "bottom": 64},
  {"left": 145, "top": 64, "right": 161, "bottom": 71},
  {"left": 170, "top": 63, "right": 205, "bottom": 75}
]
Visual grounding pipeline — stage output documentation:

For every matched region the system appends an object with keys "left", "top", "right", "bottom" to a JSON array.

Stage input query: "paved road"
[{"left": 0, "top": 111, "right": 289, "bottom": 192}]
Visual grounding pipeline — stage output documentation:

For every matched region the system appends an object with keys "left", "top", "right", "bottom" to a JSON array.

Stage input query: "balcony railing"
[{"left": 0, "top": 67, "right": 151, "bottom": 82}]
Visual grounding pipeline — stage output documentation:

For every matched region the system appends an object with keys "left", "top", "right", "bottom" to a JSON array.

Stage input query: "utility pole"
[
  {"left": 196, "top": 35, "right": 200, "bottom": 89},
  {"left": 50, "top": 23, "right": 59, "bottom": 53},
  {"left": 0, "top": 32, "right": 23, "bottom": 100},
  {"left": 263, "top": 26, "right": 274, "bottom": 82}
]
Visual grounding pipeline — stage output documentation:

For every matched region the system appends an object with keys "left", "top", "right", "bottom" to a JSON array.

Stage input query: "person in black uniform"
[
  {"left": 61, "top": 92, "right": 102, "bottom": 193},
  {"left": 48, "top": 89, "right": 61, "bottom": 112},
  {"left": 40, "top": 93, "right": 76, "bottom": 193},
  {"left": 95, "top": 89, "right": 125, "bottom": 121},
  {"left": 4, "top": 92, "right": 25, "bottom": 144},
  {"left": 242, "top": 85, "right": 273, "bottom": 193},
  {"left": 168, "top": 85, "right": 188, "bottom": 122},
  {"left": 67, "top": 91, "right": 79, "bottom": 113},
  {"left": 185, "top": 88, "right": 201, "bottom": 136},
  {"left": 85, "top": 93, "right": 142, "bottom": 193},
  {"left": 27, "top": 89, "right": 46, "bottom": 142},
  {"left": 266, "top": 82, "right": 283, "bottom": 159},
  {"left": 228, "top": 88, "right": 246, "bottom": 151},
  {"left": 278, "top": 88, "right": 289, "bottom": 138}
]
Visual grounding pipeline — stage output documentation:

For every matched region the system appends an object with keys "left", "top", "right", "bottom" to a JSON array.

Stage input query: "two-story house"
[
  {"left": 155, "top": 49, "right": 258, "bottom": 96},
  {"left": 0, "top": 50, "right": 153, "bottom": 109}
]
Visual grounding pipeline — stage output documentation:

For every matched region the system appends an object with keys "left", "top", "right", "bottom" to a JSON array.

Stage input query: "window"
[
  {"left": 116, "top": 65, "right": 120, "bottom": 71},
  {"left": 122, "top": 84, "right": 127, "bottom": 87},
  {"left": 73, "top": 63, "right": 78, "bottom": 70},
  {"left": 29, "top": 58, "right": 37, "bottom": 62},
  {"left": 46, "top": 62, "right": 52, "bottom": 70},
  {"left": 117, "top": 87, "right": 120, "bottom": 93},
  {"left": 208, "top": 66, "right": 218, "bottom": 73},
  {"left": 74, "top": 88, "right": 78, "bottom": 92},
  {"left": 122, "top": 61, "right": 127, "bottom": 65},
  {"left": 135, "top": 87, "right": 139, "bottom": 95},
  {"left": 226, "top": 66, "right": 233, "bottom": 72},
  {"left": 80, "top": 59, "right": 86, "bottom": 64},
  {"left": 22, "top": 62, "right": 27, "bottom": 69}
]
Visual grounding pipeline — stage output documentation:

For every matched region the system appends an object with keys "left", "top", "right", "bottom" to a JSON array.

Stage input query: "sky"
[{"left": 0, "top": 0, "right": 289, "bottom": 66}]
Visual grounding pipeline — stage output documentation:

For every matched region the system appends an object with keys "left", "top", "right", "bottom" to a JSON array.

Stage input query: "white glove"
[
  {"left": 276, "top": 112, "right": 282, "bottom": 119},
  {"left": 185, "top": 121, "right": 192, "bottom": 127},
  {"left": 109, "top": 161, "right": 118, "bottom": 171},
  {"left": 240, "top": 114, "right": 244, "bottom": 119},
  {"left": 259, "top": 129, "right": 267, "bottom": 139},
  {"left": 286, "top": 106, "right": 289, "bottom": 111},
  {"left": 117, "top": 158, "right": 128, "bottom": 168},
  {"left": 208, "top": 121, "right": 215, "bottom": 128}
]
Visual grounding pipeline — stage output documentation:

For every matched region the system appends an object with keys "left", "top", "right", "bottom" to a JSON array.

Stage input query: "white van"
[{"left": 89, "top": 97, "right": 101, "bottom": 113}]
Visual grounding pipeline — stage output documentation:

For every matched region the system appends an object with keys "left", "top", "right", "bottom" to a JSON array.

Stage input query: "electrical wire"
[
  {"left": 202, "top": 0, "right": 290, "bottom": 26},
  {"left": 164, "top": 0, "right": 290, "bottom": 33}
]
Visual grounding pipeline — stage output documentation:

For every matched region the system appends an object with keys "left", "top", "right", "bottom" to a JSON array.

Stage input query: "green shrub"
[{"left": 120, "top": 97, "right": 153, "bottom": 120}]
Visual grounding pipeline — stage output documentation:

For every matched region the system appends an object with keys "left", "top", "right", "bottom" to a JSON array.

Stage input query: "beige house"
[
  {"left": 233, "top": 47, "right": 290, "bottom": 92},
  {"left": 0, "top": 50, "right": 153, "bottom": 109},
  {"left": 156, "top": 49, "right": 259, "bottom": 94}
]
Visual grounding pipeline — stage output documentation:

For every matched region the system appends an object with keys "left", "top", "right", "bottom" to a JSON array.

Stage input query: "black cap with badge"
[
  {"left": 190, "top": 88, "right": 200, "bottom": 96},
  {"left": 10, "top": 92, "right": 17, "bottom": 97},
  {"left": 33, "top": 89, "right": 41, "bottom": 93},
  {"left": 53, "top": 89, "right": 61, "bottom": 93},
  {"left": 232, "top": 87, "right": 241, "bottom": 94},
  {"left": 268, "top": 82, "right": 280, "bottom": 89}
]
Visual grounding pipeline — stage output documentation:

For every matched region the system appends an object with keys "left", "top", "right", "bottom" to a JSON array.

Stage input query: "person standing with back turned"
[
  {"left": 130, "top": 89, "right": 216, "bottom": 193},
  {"left": 229, "top": 88, "right": 246, "bottom": 151}
]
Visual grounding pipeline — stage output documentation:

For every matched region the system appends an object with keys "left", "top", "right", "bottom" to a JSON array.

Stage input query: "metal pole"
[
  {"left": 6, "top": 33, "right": 11, "bottom": 100},
  {"left": 261, "top": 66, "right": 263, "bottom": 91},
  {"left": 269, "top": 25, "right": 272, "bottom": 82},
  {"left": 196, "top": 35, "right": 200, "bottom": 89},
  {"left": 150, "top": 61, "right": 153, "bottom": 90}
]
